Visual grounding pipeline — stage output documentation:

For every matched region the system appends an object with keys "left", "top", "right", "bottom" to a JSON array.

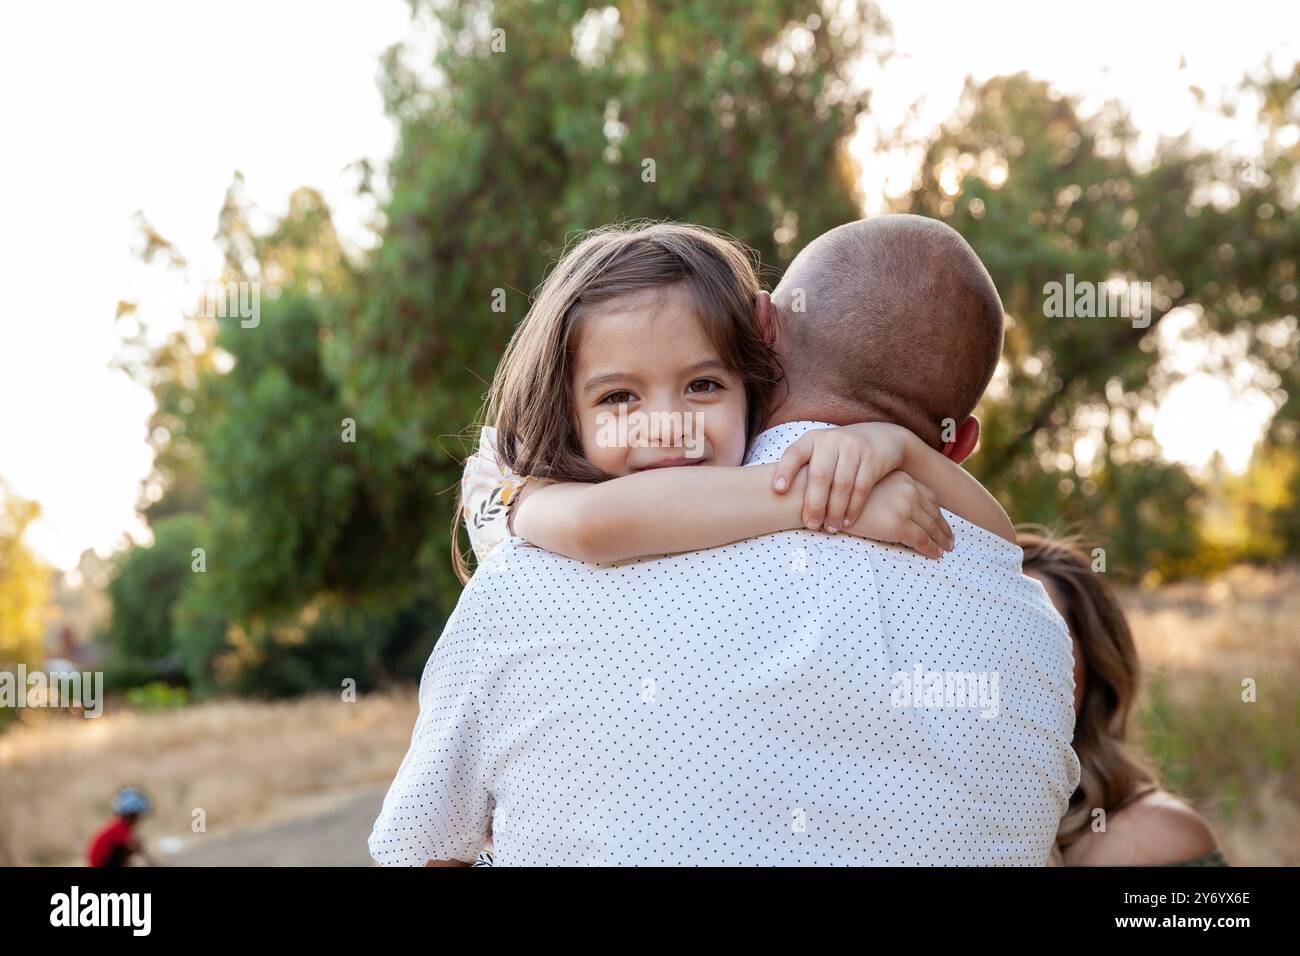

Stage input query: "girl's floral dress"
[{"left": 462, "top": 425, "right": 533, "bottom": 570}]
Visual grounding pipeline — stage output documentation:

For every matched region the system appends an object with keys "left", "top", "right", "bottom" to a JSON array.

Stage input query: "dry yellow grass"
[
  {"left": 1, "top": 563, "right": 1294, "bottom": 866},
  {"left": 0, "top": 688, "right": 420, "bottom": 866},
  {"left": 1121, "top": 564, "right": 1300, "bottom": 866}
]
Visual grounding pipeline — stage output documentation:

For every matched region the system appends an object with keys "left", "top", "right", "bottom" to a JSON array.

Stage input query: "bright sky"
[{"left": 1, "top": 1, "right": 1295, "bottom": 569}]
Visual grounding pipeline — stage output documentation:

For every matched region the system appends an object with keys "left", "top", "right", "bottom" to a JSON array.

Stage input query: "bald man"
[
  {"left": 757, "top": 213, "right": 1004, "bottom": 460},
  {"left": 371, "top": 214, "right": 1079, "bottom": 866}
]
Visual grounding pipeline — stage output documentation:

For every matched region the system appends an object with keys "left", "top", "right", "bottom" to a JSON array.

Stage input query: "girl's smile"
[{"left": 571, "top": 284, "right": 749, "bottom": 477}]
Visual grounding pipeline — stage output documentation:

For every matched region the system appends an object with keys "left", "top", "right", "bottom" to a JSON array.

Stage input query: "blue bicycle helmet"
[{"left": 112, "top": 787, "right": 152, "bottom": 816}]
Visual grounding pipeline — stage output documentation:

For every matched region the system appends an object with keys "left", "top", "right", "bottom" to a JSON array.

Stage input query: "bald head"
[{"left": 769, "top": 215, "right": 1004, "bottom": 447}]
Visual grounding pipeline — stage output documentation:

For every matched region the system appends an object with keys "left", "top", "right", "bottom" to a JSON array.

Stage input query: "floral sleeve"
[{"left": 461, "top": 425, "right": 529, "bottom": 565}]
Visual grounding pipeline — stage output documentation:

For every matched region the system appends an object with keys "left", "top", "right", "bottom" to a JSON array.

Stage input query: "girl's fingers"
[
  {"left": 915, "top": 484, "right": 954, "bottom": 550},
  {"left": 802, "top": 443, "right": 839, "bottom": 529},
  {"left": 772, "top": 434, "right": 814, "bottom": 493},
  {"left": 823, "top": 452, "right": 860, "bottom": 532},
  {"left": 906, "top": 519, "right": 945, "bottom": 559},
  {"left": 912, "top": 500, "right": 951, "bottom": 554},
  {"left": 843, "top": 460, "right": 875, "bottom": 528}
]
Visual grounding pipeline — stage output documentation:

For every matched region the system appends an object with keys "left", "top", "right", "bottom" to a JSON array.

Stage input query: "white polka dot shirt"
[{"left": 368, "top": 421, "right": 1081, "bottom": 865}]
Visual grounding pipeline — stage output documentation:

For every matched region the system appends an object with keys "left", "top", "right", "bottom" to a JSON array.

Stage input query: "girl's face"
[{"left": 570, "top": 284, "right": 749, "bottom": 477}]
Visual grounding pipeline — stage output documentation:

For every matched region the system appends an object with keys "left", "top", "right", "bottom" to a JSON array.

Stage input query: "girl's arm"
[
  {"left": 771, "top": 422, "right": 1016, "bottom": 544},
  {"left": 510, "top": 459, "right": 952, "bottom": 565},
  {"left": 896, "top": 442, "right": 1015, "bottom": 542},
  {"left": 513, "top": 464, "right": 808, "bottom": 564}
]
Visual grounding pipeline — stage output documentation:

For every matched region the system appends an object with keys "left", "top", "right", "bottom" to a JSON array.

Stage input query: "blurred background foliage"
[
  {"left": 0, "top": 487, "right": 50, "bottom": 670},
  {"left": 5, "top": 0, "right": 1293, "bottom": 699}
]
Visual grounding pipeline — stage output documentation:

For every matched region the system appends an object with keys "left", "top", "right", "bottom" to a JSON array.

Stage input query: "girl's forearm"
[
  {"left": 897, "top": 436, "right": 1016, "bottom": 541},
  {"left": 513, "top": 464, "right": 808, "bottom": 563}
]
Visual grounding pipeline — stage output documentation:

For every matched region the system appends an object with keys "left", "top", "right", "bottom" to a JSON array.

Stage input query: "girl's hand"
[
  {"left": 771, "top": 423, "right": 912, "bottom": 532},
  {"left": 842, "top": 472, "right": 954, "bottom": 558}
]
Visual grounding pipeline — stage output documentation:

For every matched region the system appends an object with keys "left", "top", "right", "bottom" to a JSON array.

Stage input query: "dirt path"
[{"left": 160, "top": 785, "right": 387, "bottom": 867}]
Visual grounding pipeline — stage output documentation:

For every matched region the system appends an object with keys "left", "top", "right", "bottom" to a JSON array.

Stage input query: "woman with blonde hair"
[{"left": 1020, "top": 529, "right": 1226, "bottom": 866}]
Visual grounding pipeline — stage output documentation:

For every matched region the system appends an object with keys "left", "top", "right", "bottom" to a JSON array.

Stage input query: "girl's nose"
[{"left": 644, "top": 405, "right": 687, "bottom": 448}]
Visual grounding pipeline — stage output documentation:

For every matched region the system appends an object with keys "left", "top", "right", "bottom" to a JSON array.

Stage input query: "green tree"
[
  {"left": 896, "top": 69, "right": 1300, "bottom": 579},
  {"left": 337, "top": 0, "right": 892, "bottom": 608},
  {"left": 104, "top": 512, "right": 206, "bottom": 663},
  {"left": 118, "top": 183, "right": 445, "bottom": 694}
]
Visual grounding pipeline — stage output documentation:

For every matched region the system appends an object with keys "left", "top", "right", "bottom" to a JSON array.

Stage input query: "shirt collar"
[{"left": 743, "top": 420, "right": 836, "bottom": 465}]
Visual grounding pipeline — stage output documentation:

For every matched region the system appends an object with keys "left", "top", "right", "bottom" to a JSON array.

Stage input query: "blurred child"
[{"left": 87, "top": 786, "right": 157, "bottom": 867}]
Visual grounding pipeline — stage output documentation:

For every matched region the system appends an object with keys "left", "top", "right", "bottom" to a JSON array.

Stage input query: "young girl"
[{"left": 454, "top": 221, "right": 1015, "bottom": 865}]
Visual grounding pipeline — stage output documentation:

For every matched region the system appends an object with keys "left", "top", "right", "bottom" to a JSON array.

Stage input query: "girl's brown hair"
[
  {"left": 1018, "top": 528, "right": 1158, "bottom": 847},
  {"left": 453, "top": 221, "right": 785, "bottom": 582}
]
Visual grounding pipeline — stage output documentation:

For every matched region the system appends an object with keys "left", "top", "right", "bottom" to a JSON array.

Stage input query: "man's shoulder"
[
  {"left": 451, "top": 531, "right": 862, "bottom": 629},
  {"left": 936, "top": 515, "right": 1032, "bottom": 587},
  {"left": 459, "top": 524, "right": 1055, "bottom": 632},
  {"left": 843, "top": 512, "right": 1028, "bottom": 583},
  {"left": 460, "top": 536, "right": 589, "bottom": 592},
  {"left": 850, "top": 515, "right": 1065, "bottom": 629},
  {"left": 466, "top": 532, "right": 810, "bottom": 581},
  {"left": 470, "top": 524, "right": 1028, "bottom": 587}
]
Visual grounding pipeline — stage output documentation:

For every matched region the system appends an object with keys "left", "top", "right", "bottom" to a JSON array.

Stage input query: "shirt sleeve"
[
  {"left": 368, "top": 611, "right": 494, "bottom": 866},
  {"left": 461, "top": 425, "right": 527, "bottom": 566}
]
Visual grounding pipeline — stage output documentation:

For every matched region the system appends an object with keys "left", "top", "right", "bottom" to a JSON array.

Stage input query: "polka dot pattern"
[{"left": 369, "top": 421, "right": 1081, "bottom": 865}]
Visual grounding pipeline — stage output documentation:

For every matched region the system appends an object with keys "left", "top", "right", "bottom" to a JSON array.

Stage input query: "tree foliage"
[
  {"left": 101, "top": 7, "right": 1297, "bottom": 697},
  {"left": 0, "top": 485, "right": 50, "bottom": 667},
  {"left": 898, "top": 69, "right": 1300, "bottom": 578}
]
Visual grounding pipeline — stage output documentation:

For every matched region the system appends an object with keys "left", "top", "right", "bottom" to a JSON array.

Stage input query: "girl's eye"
[
  {"left": 687, "top": 378, "right": 722, "bottom": 394},
  {"left": 600, "top": 390, "right": 635, "bottom": 405}
]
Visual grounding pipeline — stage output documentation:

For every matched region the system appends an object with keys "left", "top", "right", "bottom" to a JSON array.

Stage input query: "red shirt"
[{"left": 87, "top": 816, "right": 134, "bottom": 866}]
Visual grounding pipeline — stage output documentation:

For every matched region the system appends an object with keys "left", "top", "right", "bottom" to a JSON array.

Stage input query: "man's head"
[{"left": 760, "top": 215, "right": 1004, "bottom": 457}]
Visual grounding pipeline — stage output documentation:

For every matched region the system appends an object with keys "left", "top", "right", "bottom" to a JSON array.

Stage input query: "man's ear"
[
  {"left": 941, "top": 415, "right": 980, "bottom": 464},
  {"left": 755, "top": 290, "right": 778, "bottom": 347}
]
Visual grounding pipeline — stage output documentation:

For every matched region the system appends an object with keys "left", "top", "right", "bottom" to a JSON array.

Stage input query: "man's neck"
[
  {"left": 764, "top": 402, "right": 943, "bottom": 450},
  {"left": 763, "top": 402, "right": 864, "bottom": 431}
]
